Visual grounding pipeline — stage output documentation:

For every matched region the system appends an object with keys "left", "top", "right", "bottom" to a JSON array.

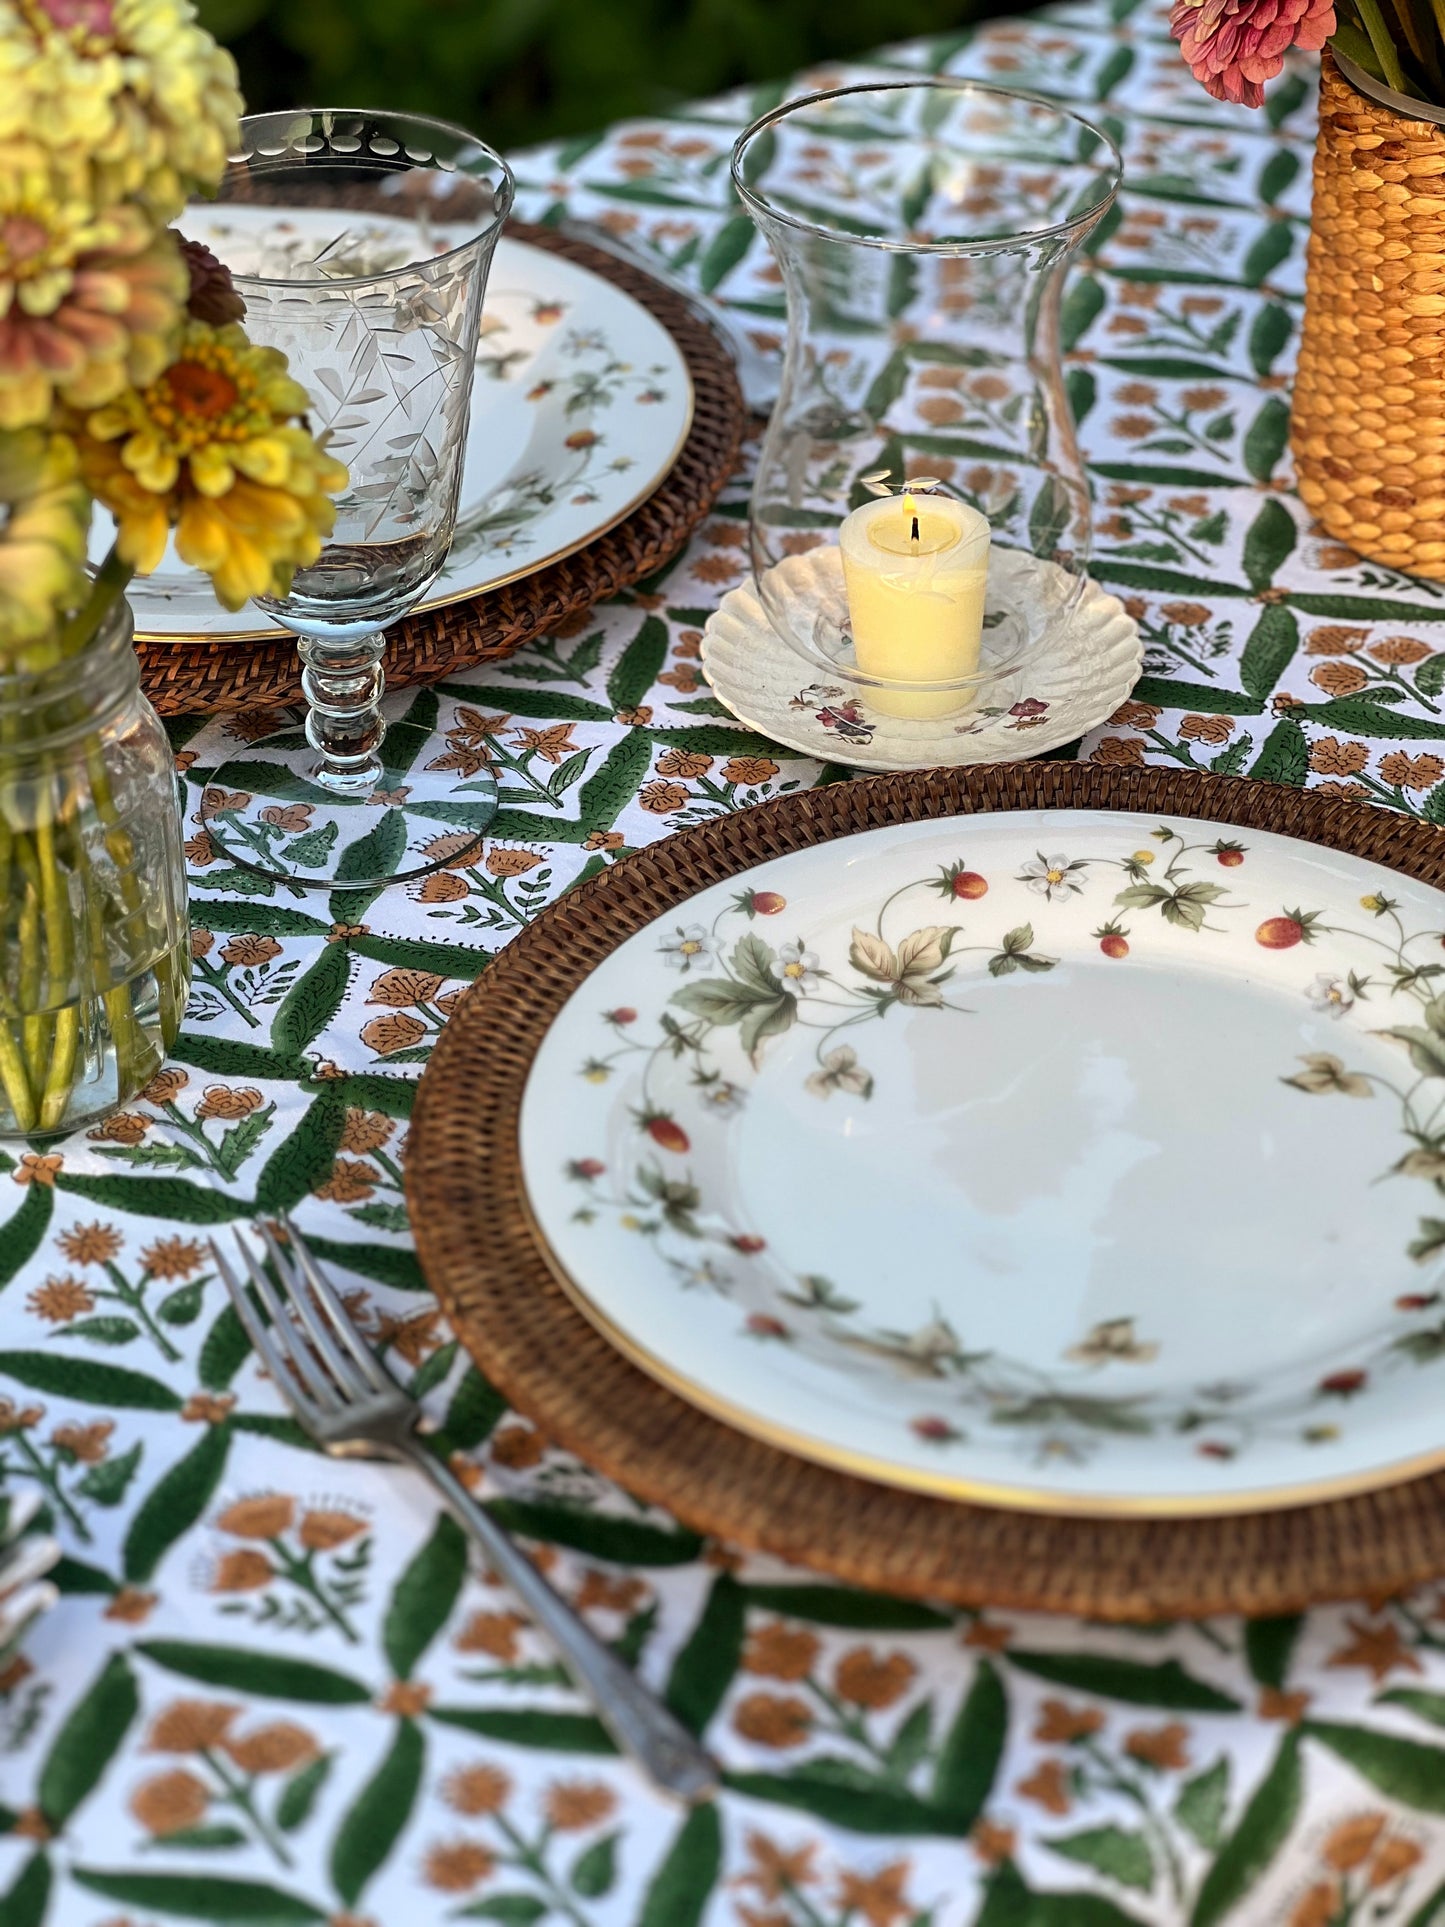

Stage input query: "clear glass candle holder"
[
  {"left": 199, "top": 110, "right": 514, "bottom": 889},
  {"left": 733, "top": 82, "right": 1121, "bottom": 721}
]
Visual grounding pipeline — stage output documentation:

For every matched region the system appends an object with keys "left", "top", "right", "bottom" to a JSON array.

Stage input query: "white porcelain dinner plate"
[
  {"left": 96, "top": 214, "right": 694, "bottom": 640},
  {"left": 520, "top": 807, "right": 1445, "bottom": 1515}
]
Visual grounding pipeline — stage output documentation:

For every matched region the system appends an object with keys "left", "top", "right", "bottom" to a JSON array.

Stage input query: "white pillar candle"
[{"left": 839, "top": 492, "right": 991, "bottom": 719}]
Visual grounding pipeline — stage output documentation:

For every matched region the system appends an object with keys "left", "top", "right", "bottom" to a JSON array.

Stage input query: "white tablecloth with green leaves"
[{"left": 4, "top": 3, "right": 1445, "bottom": 1921}]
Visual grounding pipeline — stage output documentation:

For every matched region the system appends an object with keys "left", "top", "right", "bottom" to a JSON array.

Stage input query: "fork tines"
[{"left": 210, "top": 1215, "right": 398, "bottom": 1427}]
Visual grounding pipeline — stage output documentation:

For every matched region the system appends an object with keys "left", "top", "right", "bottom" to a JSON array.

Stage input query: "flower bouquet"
[{"left": 0, "top": 0, "right": 345, "bottom": 1135}]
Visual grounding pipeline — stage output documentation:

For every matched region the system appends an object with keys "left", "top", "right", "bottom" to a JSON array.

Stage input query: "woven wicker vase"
[{"left": 1292, "top": 49, "right": 1445, "bottom": 576}]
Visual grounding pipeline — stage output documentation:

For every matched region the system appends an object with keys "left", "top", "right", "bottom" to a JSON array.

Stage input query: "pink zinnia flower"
[{"left": 1171, "top": 0, "right": 1335, "bottom": 107}]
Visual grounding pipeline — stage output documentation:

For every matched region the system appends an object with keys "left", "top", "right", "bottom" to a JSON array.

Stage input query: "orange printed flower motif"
[
  {"left": 1308, "top": 736, "right": 1369, "bottom": 778},
  {"left": 210, "top": 1543, "right": 272, "bottom": 1593},
  {"left": 52, "top": 1419, "right": 113, "bottom": 1463},
  {"left": 1369, "top": 635, "right": 1433, "bottom": 666},
  {"left": 1290, "top": 1880, "right": 1340, "bottom": 1927},
  {"left": 1123, "top": 1722, "right": 1191, "bottom": 1771},
  {"left": 969, "top": 1819, "right": 1017, "bottom": 1865},
  {"left": 488, "top": 1422, "right": 547, "bottom": 1470},
  {"left": 26, "top": 1276, "right": 94, "bottom": 1322},
  {"left": 1016, "top": 1757, "right": 1073, "bottom": 1814},
  {"left": 130, "top": 1767, "right": 210, "bottom": 1837},
  {"left": 146, "top": 1700, "right": 238, "bottom": 1753},
  {"left": 1178, "top": 713, "right": 1235, "bottom": 744},
  {"left": 219, "top": 934, "right": 283, "bottom": 967},
  {"left": 742, "top": 1622, "right": 821, "bottom": 1682},
  {"left": 1304, "top": 624, "right": 1368, "bottom": 657},
  {"left": 13, "top": 1153, "right": 62, "bottom": 1185},
  {"left": 298, "top": 1508, "right": 367, "bottom": 1551},
  {"left": 1160, "top": 601, "right": 1213, "bottom": 626},
  {"left": 366, "top": 967, "right": 446, "bottom": 1009},
  {"left": 339, "top": 1109, "right": 395, "bottom": 1156},
  {"left": 416, "top": 872, "right": 469, "bottom": 903},
  {"left": 455, "top": 1610, "right": 528, "bottom": 1661},
  {"left": 258, "top": 804, "right": 312, "bottom": 833},
  {"left": 182, "top": 1391, "right": 236, "bottom": 1424},
  {"left": 87, "top": 1110, "right": 149, "bottom": 1144},
  {"left": 359, "top": 1672, "right": 428, "bottom": 1716},
  {"left": 354, "top": 1295, "right": 427, "bottom": 1360},
  {"left": 1090, "top": 736, "right": 1146, "bottom": 769},
  {"left": 1109, "top": 700, "right": 1161, "bottom": 730},
  {"left": 0, "top": 1398, "right": 44, "bottom": 1433},
  {"left": 583, "top": 830, "right": 625, "bottom": 852},
  {"left": 654, "top": 747, "right": 713, "bottom": 780},
  {"left": 737, "top": 1831, "right": 818, "bottom": 1899},
  {"left": 445, "top": 1763, "right": 512, "bottom": 1816},
  {"left": 422, "top": 1841, "right": 496, "bottom": 1893},
  {"left": 834, "top": 1861, "right": 914, "bottom": 1927},
  {"left": 733, "top": 1692, "right": 813, "bottom": 1749},
  {"left": 223, "top": 1722, "right": 319, "bottom": 1774},
  {"left": 963, "top": 1619, "right": 1013, "bottom": 1653},
  {"left": 721, "top": 756, "right": 781, "bottom": 787},
  {"left": 194, "top": 1085, "right": 265, "bottom": 1120},
  {"left": 574, "top": 1570, "right": 646, "bottom": 1614},
  {"left": 1258, "top": 1686, "right": 1312, "bottom": 1722},
  {"left": 140, "top": 1067, "right": 190, "bottom": 1105},
  {"left": 216, "top": 1493, "right": 294, "bottom": 1539},
  {"left": 834, "top": 1648, "right": 915, "bottom": 1710},
  {"left": 1310, "top": 661, "right": 1369, "bottom": 698},
  {"left": 544, "top": 1781, "right": 616, "bottom": 1831},
  {"left": 638, "top": 778, "right": 689, "bottom": 814},
  {"left": 511, "top": 723, "right": 581, "bottom": 766},
  {"left": 1034, "top": 1698, "right": 1105, "bottom": 1744},
  {"left": 615, "top": 704, "right": 653, "bottom": 726},
  {"left": 361, "top": 1012, "right": 428, "bottom": 1055},
  {"left": 55, "top": 1220, "right": 122, "bottom": 1265},
  {"left": 312, "top": 1158, "right": 379, "bottom": 1204},
  {"left": 104, "top": 1586, "right": 159, "bottom": 1623},
  {"left": 1321, "top": 1812, "right": 1388, "bottom": 1872},
  {"left": 1379, "top": 751, "right": 1445, "bottom": 791},
  {"left": 1327, "top": 1616, "right": 1423, "bottom": 1682},
  {"left": 485, "top": 846, "right": 543, "bottom": 878},
  {"left": 140, "top": 1235, "right": 205, "bottom": 1279}
]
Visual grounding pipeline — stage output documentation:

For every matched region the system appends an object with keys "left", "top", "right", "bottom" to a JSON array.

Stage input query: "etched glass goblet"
[{"left": 200, "top": 110, "right": 514, "bottom": 889}]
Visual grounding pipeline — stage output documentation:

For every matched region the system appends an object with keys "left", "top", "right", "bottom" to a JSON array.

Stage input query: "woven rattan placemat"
[
  {"left": 136, "top": 223, "right": 745, "bottom": 715},
  {"left": 407, "top": 764, "right": 1445, "bottom": 1619}
]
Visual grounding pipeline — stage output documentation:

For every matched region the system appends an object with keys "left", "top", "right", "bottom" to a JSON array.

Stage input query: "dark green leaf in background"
[
  {"left": 638, "top": 1801, "right": 722, "bottom": 1927},
  {"left": 1006, "top": 1653, "right": 1240, "bottom": 1711},
  {"left": 330, "top": 1719, "right": 426, "bottom": 1908},
  {"left": 39, "top": 1653, "right": 138, "bottom": 1828},
  {"left": 383, "top": 1513, "right": 467, "bottom": 1681},
  {"left": 122, "top": 1420, "right": 232, "bottom": 1583},
  {"left": 137, "top": 1641, "right": 371, "bottom": 1704},
  {"left": 1190, "top": 1729, "right": 1301, "bottom": 1927}
]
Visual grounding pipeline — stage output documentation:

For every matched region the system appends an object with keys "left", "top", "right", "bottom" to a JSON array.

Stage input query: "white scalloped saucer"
[{"left": 701, "top": 546, "right": 1142, "bottom": 770}]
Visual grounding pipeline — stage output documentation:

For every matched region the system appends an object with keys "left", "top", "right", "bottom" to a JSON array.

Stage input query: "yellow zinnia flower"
[
  {"left": 0, "top": 0, "right": 242, "bottom": 220},
  {"left": 0, "top": 426, "right": 91, "bottom": 655},
  {"left": 78, "top": 319, "right": 348, "bottom": 609},
  {"left": 0, "top": 143, "right": 186, "bottom": 427}
]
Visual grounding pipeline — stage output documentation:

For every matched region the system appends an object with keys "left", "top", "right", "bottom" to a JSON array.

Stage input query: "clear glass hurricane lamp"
[{"left": 733, "top": 82, "right": 1122, "bottom": 722}]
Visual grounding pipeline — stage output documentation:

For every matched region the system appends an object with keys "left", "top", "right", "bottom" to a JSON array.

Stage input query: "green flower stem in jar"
[{"left": 0, "top": 573, "right": 189, "bottom": 1137}]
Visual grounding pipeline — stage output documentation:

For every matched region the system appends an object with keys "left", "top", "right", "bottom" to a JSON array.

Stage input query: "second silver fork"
[{"left": 211, "top": 1215, "right": 717, "bottom": 1803}]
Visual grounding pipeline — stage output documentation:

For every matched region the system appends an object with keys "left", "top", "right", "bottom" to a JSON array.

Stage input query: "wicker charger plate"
[
  {"left": 407, "top": 764, "right": 1445, "bottom": 1619},
  {"left": 136, "top": 223, "right": 745, "bottom": 715}
]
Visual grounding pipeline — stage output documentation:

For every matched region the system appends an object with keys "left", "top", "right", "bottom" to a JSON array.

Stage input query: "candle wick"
[{"left": 911, "top": 514, "right": 920, "bottom": 544}]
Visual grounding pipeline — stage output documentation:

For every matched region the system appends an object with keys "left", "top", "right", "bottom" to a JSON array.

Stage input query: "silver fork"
[{"left": 211, "top": 1215, "right": 717, "bottom": 1802}]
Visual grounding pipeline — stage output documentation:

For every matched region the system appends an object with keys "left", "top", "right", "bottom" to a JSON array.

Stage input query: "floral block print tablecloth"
[{"left": 4, "top": 3, "right": 1445, "bottom": 1922}]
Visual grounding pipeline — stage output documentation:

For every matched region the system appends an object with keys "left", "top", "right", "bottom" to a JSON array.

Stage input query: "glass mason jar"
[
  {"left": 0, "top": 600, "right": 189, "bottom": 1137},
  {"left": 733, "top": 82, "right": 1121, "bottom": 719}
]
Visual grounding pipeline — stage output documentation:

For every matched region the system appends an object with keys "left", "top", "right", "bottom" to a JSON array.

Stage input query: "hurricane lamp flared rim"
[
  {"left": 221, "top": 107, "right": 516, "bottom": 291},
  {"left": 730, "top": 78, "right": 1123, "bottom": 255}
]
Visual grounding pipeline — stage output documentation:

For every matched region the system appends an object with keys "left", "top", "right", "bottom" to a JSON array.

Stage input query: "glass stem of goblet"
[{"left": 298, "top": 631, "right": 387, "bottom": 794}]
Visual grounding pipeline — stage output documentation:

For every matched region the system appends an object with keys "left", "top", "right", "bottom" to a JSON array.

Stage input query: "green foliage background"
[{"left": 198, "top": 0, "right": 987, "bottom": 151}]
